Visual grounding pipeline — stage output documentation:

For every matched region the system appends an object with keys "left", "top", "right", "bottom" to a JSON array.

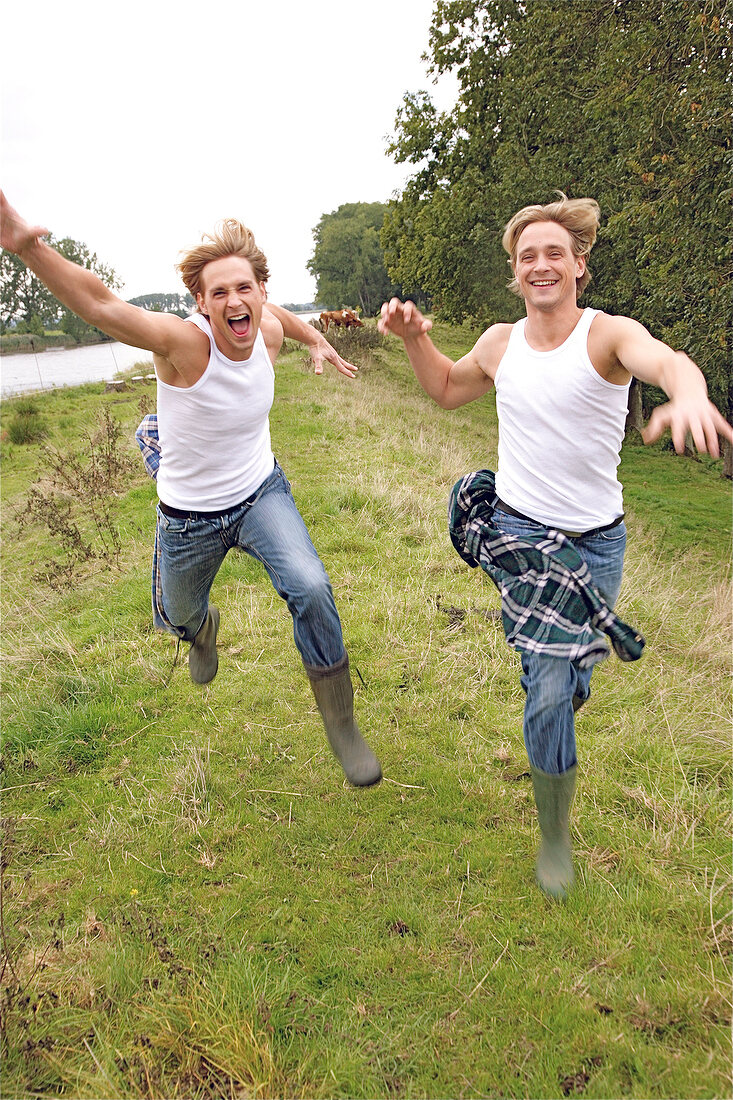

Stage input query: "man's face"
[
  {"left": 513, "top": 221, "right": 585, "bottom": 311},
  {"left": 197, "top": 256, "right": 267, "bottom": 360}
]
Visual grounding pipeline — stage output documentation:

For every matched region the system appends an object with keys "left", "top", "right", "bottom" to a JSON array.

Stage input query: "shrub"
[
  {"left": 7, "top": 399, "right": 47, "bottom": 444},
  {"left": 306, "top": 318, "right": 386, "bottom": 367},
  {"left": 16, "top": 405, "right": 138, "bottom": 588}
]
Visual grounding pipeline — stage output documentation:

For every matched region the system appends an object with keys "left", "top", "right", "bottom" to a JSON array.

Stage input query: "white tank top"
[
  {"left": 494, "top": 308, "right": 629, "bottom": 530},
  {"left": 155, "top": 313, "right": 275, "bottom": 511}
]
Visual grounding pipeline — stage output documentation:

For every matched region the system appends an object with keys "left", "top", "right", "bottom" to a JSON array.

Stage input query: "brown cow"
[{"left": 320, "top": 308, "right": 364, "bottom": 332}]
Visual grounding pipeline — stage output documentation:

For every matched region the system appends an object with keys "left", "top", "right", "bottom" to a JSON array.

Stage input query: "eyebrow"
[
  {"left": 209, "top": 279, "right": 253, "bottom": 292},
  {"left": 519, "top": 242, "right": 569, "bottom": 256}
]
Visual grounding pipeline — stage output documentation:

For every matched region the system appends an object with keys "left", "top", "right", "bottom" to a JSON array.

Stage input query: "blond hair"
[
  {"left": 176, "top": 218, "right": 270, "bottom": 304},
  {"left": 502, "top": 193, "right": 600, "bottom": 298}
]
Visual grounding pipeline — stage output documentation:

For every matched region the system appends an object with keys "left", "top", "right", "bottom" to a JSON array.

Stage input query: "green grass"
[{"left": 1, "top": 327, "right": 731, "bottom": 1099}]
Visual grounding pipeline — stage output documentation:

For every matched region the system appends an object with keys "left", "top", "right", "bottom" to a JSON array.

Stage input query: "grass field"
[{"left": 1, "top": 324, "right": 731, "bottom": 1099}]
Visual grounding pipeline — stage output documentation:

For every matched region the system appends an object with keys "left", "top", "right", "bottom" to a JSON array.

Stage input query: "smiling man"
[
  {"left": 379, "top": 193, "right": 731, "bottom": 896},
  {"left": 1, "top": 193, "right": 381, "bottom": 787}
]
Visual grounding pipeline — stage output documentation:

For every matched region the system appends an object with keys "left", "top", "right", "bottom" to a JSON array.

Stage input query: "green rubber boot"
[
  {"left": 189, "top": 605, "right": 220, "bottom": 684},
  {"left": 530, "top": 764, "right": 577, "bottom": 899},
  {"left": 308, "top": 656, "right": 382, "bottom": 787}
]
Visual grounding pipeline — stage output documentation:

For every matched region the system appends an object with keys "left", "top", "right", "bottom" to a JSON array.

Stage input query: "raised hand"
[
  {"left": 0, "top": 192, "right": 49, "bottom": 255},
  {"left": 309, "top": 338, "right": 358, "bottom": 379},
  {"left": 642, "top": 396, "right": 733, "bottom": 457},
  {"left": 378, "top": 298, "right": 433, "bottom": 340}
]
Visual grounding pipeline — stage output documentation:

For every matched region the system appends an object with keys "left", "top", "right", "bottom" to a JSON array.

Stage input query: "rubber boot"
[
  {"left": 189, "top": 605, "right": 220, "bottom": 684},
  {"left": 308, "top": 656, "right": 382, "bottom": 787},
  {"left": 530, "top": 764, "right": 577, "bottom": 899}
]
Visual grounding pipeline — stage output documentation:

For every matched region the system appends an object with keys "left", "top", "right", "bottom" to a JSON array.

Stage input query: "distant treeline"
[{"left": 126, "top": 292, "right": 195, "bottom": 317}]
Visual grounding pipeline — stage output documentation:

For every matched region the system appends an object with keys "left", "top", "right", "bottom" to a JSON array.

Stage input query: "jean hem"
[{"left": 303, "top": 652, "right": 349, "bottom": 681}]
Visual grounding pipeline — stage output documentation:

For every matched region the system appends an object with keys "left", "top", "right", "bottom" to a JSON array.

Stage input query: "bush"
[
  {"left": 16, "top": 406, "right": 138, "bottom": 588},
  {"left": 43, "top": 331, "right": 75, "bottom": 348},
  {"left": 0, "top": 331, "right": 75, "bottom": 352},
  {"left": 1, "top": 332, "right": 40, "bottom": 352},
  {"left": 7, "top": 399, "right": 47, "bottom": 444},
  {"left": 307, "top": 318, "right": 386, "bottom": 366}
]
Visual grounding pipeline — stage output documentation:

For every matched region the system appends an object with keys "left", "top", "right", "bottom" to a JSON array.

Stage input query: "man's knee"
[
  {"left": 293, "top": 567, "right": 334, "bottom": 613},
  {"left": 521, "top": 656, "right": 575, "bottom": 712}
]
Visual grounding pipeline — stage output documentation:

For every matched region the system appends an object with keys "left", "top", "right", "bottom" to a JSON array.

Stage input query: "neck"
[{"left": 523, "top": 300, "right": 584, "bottom": 351}]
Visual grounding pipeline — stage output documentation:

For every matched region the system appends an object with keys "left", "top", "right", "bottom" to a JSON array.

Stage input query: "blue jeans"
[
  {"left": 492, "top": 508, "right": 627, "bottom": 774},
  {"left": 156, "top": 463, "right": 345, "bottom": 671}
]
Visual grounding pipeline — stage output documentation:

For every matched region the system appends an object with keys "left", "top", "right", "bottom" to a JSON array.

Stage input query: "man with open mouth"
[{"left": 1, "top": 193, "right": 382, "bottom": 788}]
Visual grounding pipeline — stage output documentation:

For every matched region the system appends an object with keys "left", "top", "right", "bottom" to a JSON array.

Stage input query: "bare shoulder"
[
  {"left": 588, "top": 310, "right": 657, "bottom": 383},
  {"left": 154, "top": 317, "right": 210, "bottom": 387},
  {"left": 589, "top": 310, "right": 655, "bottom": 354},
  {"left": 471, "top": 322, "right": 514, "bottom": 379},
  {"left": 589, "top": 310, "right": 650, "bottom": 345}
]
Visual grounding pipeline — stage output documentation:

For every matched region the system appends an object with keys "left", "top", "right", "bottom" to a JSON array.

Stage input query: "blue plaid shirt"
[
  {"left": 135, "top": 413, "right": 161, "bottom": 480},
  {"left": 135, "top": 414, "right": 181, "bottom": 635},
  {"left": 449, "top": 470, "right": 645, "bottom": 669}
]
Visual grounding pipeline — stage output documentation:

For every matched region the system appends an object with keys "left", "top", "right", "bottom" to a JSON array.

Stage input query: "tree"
[
  {"left": 0, "top": 249, "right": 59, "bottom": 331},
  {"left": 1, "top": 234, "right": 121, "bottom": 339},
  {"left": 308, "top": 203, "right": 407, "bottom": 317}
]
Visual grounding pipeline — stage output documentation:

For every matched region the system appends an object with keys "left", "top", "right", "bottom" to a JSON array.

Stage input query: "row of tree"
[{"left": 126, "top": 292, "right": 194, "bottom": 317}]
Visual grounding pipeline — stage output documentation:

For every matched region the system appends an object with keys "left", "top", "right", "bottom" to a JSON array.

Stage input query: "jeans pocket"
[
  {"left": 597, "top": 523, "right": 627, "bottom": 543},
  {"left": 157, "top": 509, "right": 189, "bottom": 535},
  {"left": 253, "top": 462, "right": 290, "bottom": 505}
]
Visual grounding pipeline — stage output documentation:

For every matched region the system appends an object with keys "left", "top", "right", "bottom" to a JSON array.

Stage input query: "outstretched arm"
[
  {"left": 0, "top": 192, "right": 192, "bottom": 359},
  {"left": 264, "top": 302, "right": 358, "bottom": 379},
  {"left": 597, "top": 314, "right": 732, "bottom": 456},
  {"left": 378, "top": 298, "right": 497, "bottom": 409}
]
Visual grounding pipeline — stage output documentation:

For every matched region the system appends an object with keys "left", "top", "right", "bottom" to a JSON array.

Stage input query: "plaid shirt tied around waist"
[
  {"left": 135, "top": 413, "right": 161, "bottom": 480},
  {"left": 135, "top": 413, "right": 181, "bottom": 636},
  {"left": 448, "top": 470, "right": 645, "bottom": 669}
]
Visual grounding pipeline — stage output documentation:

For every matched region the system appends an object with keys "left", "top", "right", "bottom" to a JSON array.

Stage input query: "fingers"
[
  {"left": 312, "top": 345, "right": 357, "bottom": 379},
  {"left": 691, "top": 414, "right": 718, "bottom": 458},
  {"left": 643, "top": 407, "right": 687, "bottom": 454},
  {"left": 0, "top": 192, "right": 49, "bottom": 253},
  {"left": 643, "top": 402, "right": 732, "bottom": 457},
  {"left": 378, "top": 298, "right": 432, "bottom": 337},
  {"left": 712, "top": 407, "right": 733, "bottom": 447},
  {"left": 330, "top": 348, "right": 357, "bottom": 378},
  {"left": 378, "top": 297, "right": 403, "bottom": 333}
]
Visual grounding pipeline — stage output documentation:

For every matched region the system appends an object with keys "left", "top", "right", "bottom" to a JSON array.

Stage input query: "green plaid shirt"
[{"left": 449, "top": 470, "right": 645, "bottom": 669}]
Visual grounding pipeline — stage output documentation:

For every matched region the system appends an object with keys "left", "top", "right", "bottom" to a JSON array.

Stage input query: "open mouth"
[
  {"left": 531, "top": 280, "right": 558, "bottom": 287},
  {"left": 228, "top": 312, "right": 251, "bottom": 337}
]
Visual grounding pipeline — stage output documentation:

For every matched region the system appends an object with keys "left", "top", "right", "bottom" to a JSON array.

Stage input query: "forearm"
[
  {"left": 403, "top": 333, "right": 457, "bottom": 407},
  {"left": 266, "top": 303, "right": 322, "bottom": 350},
  {"left": 655, "top": 351, "right": 709, "bottom": 403}
]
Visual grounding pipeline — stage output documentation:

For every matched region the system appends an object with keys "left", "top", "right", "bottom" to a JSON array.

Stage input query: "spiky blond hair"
[
  {"left": 176, "top": 218, "right": 270, "bottom": 305},
  {"left": 502, "top": 193, "right": 600, "bottom": 298}
]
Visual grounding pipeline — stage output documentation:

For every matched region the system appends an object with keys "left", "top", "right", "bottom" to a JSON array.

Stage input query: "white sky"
[{"left": 1, "top": 0, "right": 456, "bottom": 305}]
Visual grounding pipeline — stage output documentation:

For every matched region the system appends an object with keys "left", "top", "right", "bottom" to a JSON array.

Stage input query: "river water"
[
  {"left": 1, "top": 313, "right": 323, "bottom": 400},
  {"left": 1, "top": 341, "right": 154, "bottom": 399}
]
